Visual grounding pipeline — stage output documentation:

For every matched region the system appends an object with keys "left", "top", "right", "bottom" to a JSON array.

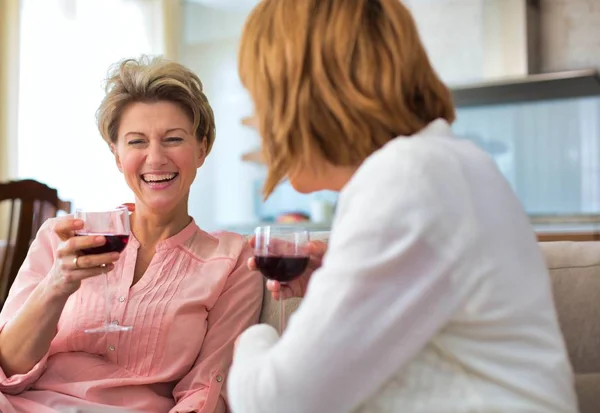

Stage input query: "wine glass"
[
  {"left": 74, "top": 207, "right": 132, "bottom": 334},
  {"left": 254, "top": 226, "right": 310, "bottom": 334}
]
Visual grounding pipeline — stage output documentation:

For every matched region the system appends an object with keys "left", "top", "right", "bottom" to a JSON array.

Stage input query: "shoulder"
[
  {"left": 358, "top": 125, "right": 464, "bottom": 183},
  {"left": 181, "top": 228, "right": 250, "bottom": 264},
  {"left": 333, "top": 121, "right": 487, "bottom": 245},
  {"left": 345, "top": 120, "right": 490, "bottom": 203},
  {"left": 186, "top": 230, "right": 261, "bottom": 297}
]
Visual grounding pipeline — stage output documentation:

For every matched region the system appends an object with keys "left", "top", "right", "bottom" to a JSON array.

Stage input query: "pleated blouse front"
[{"left": 0, "top": 218, "right": 263, "bottom": 413}]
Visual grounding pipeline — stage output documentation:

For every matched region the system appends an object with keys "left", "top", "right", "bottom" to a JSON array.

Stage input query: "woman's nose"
[{"left": 146, "top": 142, "right": 168, "bottom": 167}]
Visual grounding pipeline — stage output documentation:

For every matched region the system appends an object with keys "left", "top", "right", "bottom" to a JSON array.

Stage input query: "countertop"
[{"left": 222, "top": 219, "right": 600, "bottom": 236}]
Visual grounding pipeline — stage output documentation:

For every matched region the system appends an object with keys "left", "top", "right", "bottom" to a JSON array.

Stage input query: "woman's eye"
[
  {"left": 165, "top": 137, "right": 184, "bottom": 143},
  {"left": 128, "top": 140, "right": 145, "bottom": 145}
]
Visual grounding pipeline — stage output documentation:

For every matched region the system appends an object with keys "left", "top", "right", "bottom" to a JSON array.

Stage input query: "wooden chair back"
[{"left": 0, "top": 179, "right": 71, "bottom": 305}]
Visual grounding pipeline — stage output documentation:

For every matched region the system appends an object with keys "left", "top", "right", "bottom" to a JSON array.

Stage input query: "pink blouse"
[{"left": 0, "top": 218, "right": 263, "bottom": 413}]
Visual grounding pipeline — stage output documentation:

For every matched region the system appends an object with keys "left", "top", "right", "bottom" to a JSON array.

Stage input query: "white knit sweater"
[{"left": 228, "top": 119, "right": 579, "bottom": 413}]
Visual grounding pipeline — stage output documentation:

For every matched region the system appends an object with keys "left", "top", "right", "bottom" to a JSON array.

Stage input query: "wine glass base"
[{"left": 84, "top": 324, "right": 133, "bottom": 334}]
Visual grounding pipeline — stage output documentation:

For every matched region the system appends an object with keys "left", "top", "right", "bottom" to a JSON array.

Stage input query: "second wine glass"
[
  {"left": 74, "top": 207, "right": 132, "bottom": 334},
  {"left": 253, "top": 226, "right": 310, "bottom": 334}
]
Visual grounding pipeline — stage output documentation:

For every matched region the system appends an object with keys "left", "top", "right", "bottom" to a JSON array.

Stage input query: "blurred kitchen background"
[{"left": 1, "top": 0, "right": 600, "bottom": 236}]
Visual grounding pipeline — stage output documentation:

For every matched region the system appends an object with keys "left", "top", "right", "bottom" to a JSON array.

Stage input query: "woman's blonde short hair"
[
  {"left": 239, "top": 0, "right": 456, "bottom": 196},
  {"left": 97, "top": 55, "right": 216, "bottom": 154}
]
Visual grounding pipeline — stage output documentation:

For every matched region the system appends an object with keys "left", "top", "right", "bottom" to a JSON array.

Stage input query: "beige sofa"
[
  {"left": 541, "top": 242, "right": 600, "bottom": 413},
  {"left": 259, "top": 241, "right": 600, "bottom": 413}
]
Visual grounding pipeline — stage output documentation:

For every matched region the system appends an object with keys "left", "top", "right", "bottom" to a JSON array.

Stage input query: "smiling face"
[{"left": 113, "top": 100, "right": 207, "bottom": 214}]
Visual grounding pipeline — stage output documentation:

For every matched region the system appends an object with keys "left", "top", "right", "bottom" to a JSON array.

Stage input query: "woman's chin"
[{"left": 131, "top": 185, "right": 188, "bottom": 213}]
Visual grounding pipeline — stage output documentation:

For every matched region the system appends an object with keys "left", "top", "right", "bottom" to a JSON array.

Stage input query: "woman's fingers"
[
  {"left": 266, "top": 280, "right": 299, "bottom": 301},
  {"left": 309, "top": 240, "right": 328, "bottom": 257},
  {"left": 304, "top": 241, "right": 327, "bottom": 270},
  {"left": 56, "top": 235, "right": 106, "bottom": 258},
  {"left": 68, "top": 252, "right": 120, "bottom": 270},
  {"left": 247, "top": 256, "right": 257, "bottom": 271},
  {"left": 266, "top": 279, "right": 281, "bottom": 292},
  {"left": 62, "top": 264, "right": 115, "bottom": 284},
  {"left": 266, "top": 279, "right": 283, "bottom": 300},
  {"left": 55, "top": 234, "right": 120, "bottom": 280},
  {"left": 307, "top": 254, "right": 321, "bottom": 269},
  {"left": 53, "top": 218, "right": 84, "bottom": 241}
]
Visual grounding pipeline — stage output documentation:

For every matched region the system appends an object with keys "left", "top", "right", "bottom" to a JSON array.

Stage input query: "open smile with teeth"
[{"left": 141, "top": 173, "right": 179, "bottom": 184}]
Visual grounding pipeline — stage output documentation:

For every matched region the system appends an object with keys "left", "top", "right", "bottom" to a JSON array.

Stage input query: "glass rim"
[
  {"left": 254, "top": 225, "right": 309, "bottom": 233},
  {"left": 254, "top": 252, "right": 310, "bottom": 257},
  {"left": 74, "top": 206, "right": 129, "bottom": 214}
]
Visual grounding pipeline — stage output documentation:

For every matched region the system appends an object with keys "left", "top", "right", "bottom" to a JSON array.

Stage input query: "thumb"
[{"left": 309, "top": 240, "right": 328, "bottom": 256}]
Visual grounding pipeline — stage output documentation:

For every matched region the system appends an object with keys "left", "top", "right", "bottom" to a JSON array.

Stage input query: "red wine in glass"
[
  {"left": 76, "top": 233, "right": 129, "bottom": 255},
  {"left": 254, "top": 226, "right": 310, "bottom": 334},
  {"left": 254, "top": 256, "right": 309, "bottom": 283}
]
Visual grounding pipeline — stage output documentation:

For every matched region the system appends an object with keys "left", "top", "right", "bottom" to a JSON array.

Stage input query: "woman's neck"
[
  {"left": 130, "top": 202, "right": 191, "bottom": 248},
  {"left": 323, "top": 164, "right": 359, "bottom": 192}
]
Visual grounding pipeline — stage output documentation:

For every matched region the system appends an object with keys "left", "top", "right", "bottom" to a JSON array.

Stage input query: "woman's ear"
[
  {"left": 196, "top": 138, "right": 208, "bottom": 169},
  {"left": 111, "top": 143, "right": 123, "bottom": 173}
]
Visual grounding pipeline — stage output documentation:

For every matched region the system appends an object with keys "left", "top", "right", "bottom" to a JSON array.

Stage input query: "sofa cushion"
[
  {"left": 260, "top": 296, "right": 301, "bottom": 329},
  {"left": 540, "top": 241, "right": 600, "bottom": 375},
  {"left": 574, "top": 373, "right": 600, "bottom": 413}
]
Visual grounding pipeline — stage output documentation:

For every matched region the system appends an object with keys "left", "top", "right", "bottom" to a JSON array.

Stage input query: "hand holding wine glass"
[
  {"left": 248, "top": 238, "right": 327, "bottom": 300},
  {"left": 46, "top": 218, "right": 121, "bottom": 298},
  {"left": 253, "top": 226, "right": 311, "bottom": 334}
]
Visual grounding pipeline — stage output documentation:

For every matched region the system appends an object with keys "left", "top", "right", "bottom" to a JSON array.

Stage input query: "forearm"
[
  {"left": 0, "top": 281, "right": 67, "bottom": 376},
  {"left": 229, "top": 228, "right": 461, "bottom": 412}
]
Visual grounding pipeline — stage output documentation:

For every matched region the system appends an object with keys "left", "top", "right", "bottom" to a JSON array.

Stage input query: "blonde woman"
[
  {"left": 228, "top": 1, "right": 578, "bottom": 412},
  {"left": 0, "top": 57, "right": 263, "bottom": 413}
]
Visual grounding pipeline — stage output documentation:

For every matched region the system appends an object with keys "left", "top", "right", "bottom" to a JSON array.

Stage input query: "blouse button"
[
  {"left": 109, "top": 345, "right": 115, "bottom": 351},
  {"left": 118, "top": 296, "right": 125, "bottom": 303},
  {"left": 111, "top": 320, "right": 119, "bottom": 325},
  {"left": 216, "top": 375, "right": 223, "bottom": 383}
]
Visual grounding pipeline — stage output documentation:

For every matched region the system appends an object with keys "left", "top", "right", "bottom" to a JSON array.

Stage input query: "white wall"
[
  {"left": 181, "top": 2, "right": 261, "bottom": 230},
  {"left": 182, "top": 1, "right": 248, "bottom": 44},
  {"left": 403, "top": 0, "right": 600, "bottom": 83},
  {"left": 404, "top": 0, "right": 486, "bottom": 85},
  {"left": 540, "top": 0, "right": 600, "bottom": 71}
]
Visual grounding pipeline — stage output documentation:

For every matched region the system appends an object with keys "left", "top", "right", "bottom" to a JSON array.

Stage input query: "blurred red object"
[
  {"left": 118, "top": 203, "right": 135, "bottom": 212},
  {"left": 276, "top": 212, "right": 309, "bottom": 223}
]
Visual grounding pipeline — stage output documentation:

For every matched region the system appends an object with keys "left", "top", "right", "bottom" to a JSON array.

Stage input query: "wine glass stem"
[
  {"left": 104, "top": 269, "right": 110, "bottom": 327},
  {"left": 279, "top": 283, "right": 286, "bottom": 335}
]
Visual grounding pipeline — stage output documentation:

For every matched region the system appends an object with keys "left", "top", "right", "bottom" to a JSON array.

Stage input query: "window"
[
  {"left": 17, "top": 0, "right": 166, "bottom": 210},
  {"left": 454, "top": 96, "right": 600, "bottom": 215}
]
